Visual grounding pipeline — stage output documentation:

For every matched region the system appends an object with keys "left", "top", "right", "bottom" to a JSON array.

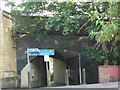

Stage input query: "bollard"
[
  {"left": 83, "top": 68, "right": 86, "bottom": 84},
  {"left": 66, "top": 69, "right": 69, "bottom": 86}
]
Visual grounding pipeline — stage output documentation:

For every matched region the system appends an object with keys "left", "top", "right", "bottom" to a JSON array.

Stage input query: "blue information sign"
[
  {"left": 25, "top": 49, "right": 55, "bottom": 56},
  {"left": 29, "top": 52, "right": 38, "bottom": 56},
  {"left": 28, "top": 48, "right": 39, "bottom": 52},
  {"left": 39, "top": 49, "right": 54, "bottom": 56}
]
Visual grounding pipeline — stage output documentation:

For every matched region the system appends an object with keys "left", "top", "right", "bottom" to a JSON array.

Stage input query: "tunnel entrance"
[
  {"left": 20, "top": 49, "right": 81, "bottom": 88},
  {"left": 21, "top": 57, "right": 46, "bottom": 88},
  {"left": 17, "top": 35, "right": 99, "bottom": 88}
]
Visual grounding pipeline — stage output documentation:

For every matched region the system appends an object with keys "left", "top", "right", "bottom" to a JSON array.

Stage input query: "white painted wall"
[
  {"left": 21, "top": 57, "right": 66, "bottom": 87},
  {"left": 53, "top": 58, "right": 66, "bottom": 85},
  {"left": 21, "top": 64, "right": 28, "bottom": 88}
]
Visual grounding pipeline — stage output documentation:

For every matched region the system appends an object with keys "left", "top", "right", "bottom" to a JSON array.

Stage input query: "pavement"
[
  {"left": 1, "top": 82, "right": 120, "bottom": 90},
  {"left": 47, "top": 82, "right": 120, "bottom": 88}
]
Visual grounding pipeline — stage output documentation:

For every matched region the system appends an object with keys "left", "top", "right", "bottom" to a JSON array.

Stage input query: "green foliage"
[
  {"left": 82, "top": 44, "right": 107, "bottom": 62},
  {"left": 5, "top": 1, "right": 15, "bottom": 8},
  {"left": 110, "top": 41, "right": 120, "bottom": 64},
  {"left": 6, "top": 1, "right": 120, "bottom": 64},
  {"left": 11, "top": 16, "right": 48, "bottom": 42},
  {"left": 88, "top": 2, "right": 120, "bottom": 43},
  {"left": 6, "top": 1, "right": 91, "bottom": 41},
  {"left": 82, "top": 43, "right": 120, "bottom": 65},
  {"left": 6, "top": 2, "right": 48, "bottom": 42},
  {"left": 45, "top": 2, "right": 90, "bottom": 35},
  {"left": 81, "top": 2, "right": 120, "bottom": 65}
]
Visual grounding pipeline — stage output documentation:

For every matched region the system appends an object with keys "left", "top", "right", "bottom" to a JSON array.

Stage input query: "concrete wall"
[
  {"left": 30, "top": 57, "right": 46, "bottom": 87},
  {"left": 30, "top": 59, "right": 40, "bottom": 88},
  {"left": 53, "top": 58, "right": 66, "bottom": 86},
  {"left": 0, "top": 11, "right": 17, "bottom": 88},
  {"left": 21, "top": 57, "right": 67, "bottom": 87},
  {"left": 21, "top": 57, "right": 46, "bottom": 88},
  {"left": 21, "top": 64, "right": 28, "bottom": 88}
]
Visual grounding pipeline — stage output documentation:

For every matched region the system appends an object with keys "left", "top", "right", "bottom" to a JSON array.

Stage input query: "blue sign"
[
  {"left": 39, "top": 49, "right": 54, "bottom": 56},
  {"left": 25, "top": 49, "right": 55, "bottom": 56},
  {"left": 29, "top": 52, "right": 38, "bottom": 56},
  {"left": 25, "top": 51, "right": 27, "bottom": 54},
  {"left": 28, "top": 48, "right": 39, "bottom": 52}
]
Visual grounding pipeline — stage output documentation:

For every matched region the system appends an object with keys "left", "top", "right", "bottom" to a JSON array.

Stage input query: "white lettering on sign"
[{"left": 44, "top": 55, "right": 49, "bottom": 62}]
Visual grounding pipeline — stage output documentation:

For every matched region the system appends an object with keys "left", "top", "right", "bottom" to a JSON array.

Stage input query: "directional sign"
[
  {"left": 28, "top": 48, "right": 39, "bottom": 52},
  {"left": 25, "top": 49, "right": 55, "bottom": 56},
  {"left": 25, "top": 51, "right": 27, "bottom": 54},
  {"left": 39, "top": 49, "right": 54, "bottom": 56},
  {"left": 29, "top": 52, "right": 38, "bottom": 56}
]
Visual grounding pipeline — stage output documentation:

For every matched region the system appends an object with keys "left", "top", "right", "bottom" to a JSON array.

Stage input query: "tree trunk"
[{"left": 102, "top": 42, "right": 108, "bottom": 65}]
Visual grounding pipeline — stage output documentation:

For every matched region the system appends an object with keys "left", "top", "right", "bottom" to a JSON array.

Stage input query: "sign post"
[
  {"left": 26, "top": 48, "right": 39, "bottom": 88},
  {"left": 44, "top": 55, "right": 50, "bottom": 86},
  {"left": 27, "top": 47, "right": 31, "bottom": 88}
]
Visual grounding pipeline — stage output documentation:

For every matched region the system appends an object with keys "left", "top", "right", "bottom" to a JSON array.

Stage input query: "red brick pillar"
[{"left": 99, "top": 66, "right": 110, "bottom": 83}]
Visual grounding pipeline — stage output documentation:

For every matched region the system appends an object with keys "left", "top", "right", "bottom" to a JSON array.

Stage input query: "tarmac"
[
  {"left": 1, "top": 82, "right": 120, "bottom": 90},
  {"left": 48, "top": 82, "right": 120, "bottom": 88}
]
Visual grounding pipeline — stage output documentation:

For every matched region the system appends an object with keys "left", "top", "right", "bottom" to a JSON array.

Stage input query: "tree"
[
  {"left": 6, "top": 2, "right": 48, "bottom": 42},
  {"left": 6, "top": 1, "right": 92, "bottom": 39},
  {"left": 45, "top": 1, "right": 120, "bottom": 65},
  {"left": 87, "top": 2, "right": 120, "bottom": 65},
  {"left": 6, "top": 1, "right": 120, "bottom": 65},
  {"left": 81, "top": 1, "right": 120, "bottom": 65}
]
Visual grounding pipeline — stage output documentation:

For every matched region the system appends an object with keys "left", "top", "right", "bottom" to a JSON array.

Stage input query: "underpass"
[
  {"left": 16, "top": 35, "right": 85, "bottom": 88},
  {"left": 15, "top": 34, "right": 100, "bottom": 88}
]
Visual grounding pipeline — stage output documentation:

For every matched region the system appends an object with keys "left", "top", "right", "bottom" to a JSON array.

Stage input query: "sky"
[
  {"left": 0, "top": 0, "right": 81, "bottom": 13},
  {"left": 0, "top": 0, "right": 118, "bottom": 13},
  {"left": 0, "top": 0, "right": 22, "bottom": 12},
  {"left": 0, "top": 0, "right": 10, "bottom": 12}
]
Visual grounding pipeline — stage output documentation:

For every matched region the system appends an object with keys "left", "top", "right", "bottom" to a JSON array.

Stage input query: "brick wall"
[
  {"left": 99, "top": 65, "right": 120, "bottom": 83},
  {"left": 0, "top": 11, "right": 17, "bottom": 88}
]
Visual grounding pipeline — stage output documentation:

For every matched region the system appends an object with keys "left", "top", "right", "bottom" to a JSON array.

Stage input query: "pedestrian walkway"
[
  {"left": 48, "top": 82, "right": 120, "bottom": 88},
  {"left": 1, "top": 82, "right": 120, "bottom": 90}
]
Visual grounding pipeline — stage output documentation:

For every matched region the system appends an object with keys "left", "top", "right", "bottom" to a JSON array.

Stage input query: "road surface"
[{"left": 2, "top": 82, "right": 120, "bottom": 90}]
